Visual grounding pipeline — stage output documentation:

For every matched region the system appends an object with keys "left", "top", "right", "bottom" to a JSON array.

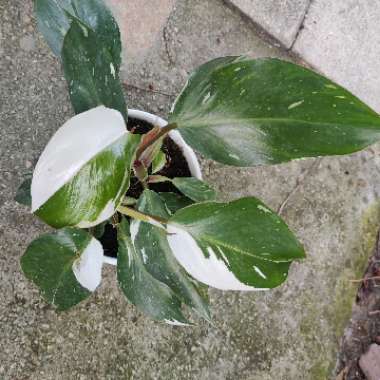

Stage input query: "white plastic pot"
[{"left": 103, "top": 109, "right": 202, "bottom": 266}]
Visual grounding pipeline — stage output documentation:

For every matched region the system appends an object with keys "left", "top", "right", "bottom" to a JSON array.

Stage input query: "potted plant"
[{"left": 16, "top": 0, "right": 380, "bottom": 324}]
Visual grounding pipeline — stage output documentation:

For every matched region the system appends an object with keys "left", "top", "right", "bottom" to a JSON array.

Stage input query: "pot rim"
[{"left": 103, "top": 108, "right": 202, "bottom": 266}]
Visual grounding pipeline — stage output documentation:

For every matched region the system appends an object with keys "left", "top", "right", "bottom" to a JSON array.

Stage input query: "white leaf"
[{"left": 72, "top": 237, "right": 104, "bottom": 291}]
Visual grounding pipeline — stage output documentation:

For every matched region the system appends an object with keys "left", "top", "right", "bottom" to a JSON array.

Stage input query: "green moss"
[
  {"left": 309, "top": 360, "right": 330, "bottom": 380},
  {"left": 358, "top": 201, "right": 380, "bottom": 256},
  {"left": 296, "top": 202, "right": 380, "bottom": 379},
  {"left": 329, "top": 201, "right": 380, "bottom": 374},
  {"left": 333, "top": 201, "right": 380, "bottom": 334},
  {"left": 299, "top": 301, "right": 319, "bottom": 339}
]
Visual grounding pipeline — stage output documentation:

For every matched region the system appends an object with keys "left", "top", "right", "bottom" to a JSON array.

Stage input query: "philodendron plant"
[{"left": 16, "top": 0, "right": 380, "bottom": 324}]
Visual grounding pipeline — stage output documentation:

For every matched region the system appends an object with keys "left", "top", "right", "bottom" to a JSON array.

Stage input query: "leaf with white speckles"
[
  {"left": 130, "top": 190, "right": 211, "bottom": 322},
  {"left": 34, "top": 0, "right": 121, "bottom": 68},
  {"left": 117, "top": 217, "right": 190, "bottom": 325},
  {"left": 169, "top": 56, "right": 380, "bottom": 166},
  {"left": 62, "top": 20, "right": 127, "bottom": 119}
]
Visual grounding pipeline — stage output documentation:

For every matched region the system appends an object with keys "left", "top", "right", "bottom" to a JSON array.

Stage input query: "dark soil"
[
  {"left": 335, "top": 232, "right": 380, "bottom": 379},
  {"left": 98, "top": 117, "right": 192, "bottom": 259},
  {"left": 100, "top": 223, "right": 118, "bottom": 259}
]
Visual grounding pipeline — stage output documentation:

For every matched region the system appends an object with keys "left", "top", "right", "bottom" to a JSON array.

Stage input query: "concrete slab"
[
  {"left": 225, "top": 0, "right": 311, "bottom": 48},
  {"left": 359, "top": 344, "right": 380, "bottom": 380},
  {"left": 1, "top": 0, "right": 380, "bottom": 379},
  {"left": 293, "top": 0, "right": 380, "bottom": 112},
  {"left": 105, "top": 0, "right": 176, "bottom": 66}
]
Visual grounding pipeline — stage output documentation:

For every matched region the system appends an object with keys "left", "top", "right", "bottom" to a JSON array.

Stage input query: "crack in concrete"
[
  {"left": 163, "top": 25, "right": 175, "bottom": 67},
  {"left": 277, "top": 157, "right": 322, "bottom": 215},
  {"left": 221, "top": 0, "right": 313, "bottom": 67},
  {"left": 222, "top": 0, "right": 291, "bottom": 51},
  {"left": 289, "top": 0, "right": 314, "bottom": 50}
]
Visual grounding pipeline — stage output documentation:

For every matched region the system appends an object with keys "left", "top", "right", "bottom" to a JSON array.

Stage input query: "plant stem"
[
  {"left": 133, "top": 159, "right": 149, "bottom": 189},
  {"left": 147, "top": 175, "right": 171, "bottom": 184},
  {"left": 117, "top": 205, "right": 168, "bottom": 226},
  {"left": 135, "top": 123, "right": 178, "bottom": 160},
  {"left": 121, "top": 196, "right": 138, "bottom": 206},
  {"left": 141, "top": 178, "right": 149, "bottom": 189}
]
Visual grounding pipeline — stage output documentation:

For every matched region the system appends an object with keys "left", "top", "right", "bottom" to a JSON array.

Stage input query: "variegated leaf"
[
  {"left": 21, "top": 228, "right": 104, "bottom": 310},
  {"left": 62, "top": 20, "right": 127, "bottom": 119},
  {"left": 34, "top": 0, "right": 121, "bottom": 68},
  {"left": 131, "top": 190, "right": 211, "bottom": 322},
  {"left": 167, "top": 197, "right": 305, "bottom": 290},
  {"left": 117, "top": 218, "right": 190, "bottom": 325},
  {"left": 32, "top": 106, "right": 140, "bottom": 228},
  {"left": 169, "top": 56, "right": 380, "bottom": 167}
]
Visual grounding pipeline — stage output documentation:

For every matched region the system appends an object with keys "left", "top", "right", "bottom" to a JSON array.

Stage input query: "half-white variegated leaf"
[
  {"left": 21, "top": 228, "right": 104, "bottom": 310},
  {"left": 167, "top": 197, "right": 305, "bottom": 290},
  {"left": 32, "top": 106, "right": 140, "bottom": 228}
]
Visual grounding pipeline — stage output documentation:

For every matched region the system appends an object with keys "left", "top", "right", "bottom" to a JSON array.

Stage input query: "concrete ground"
[{"left": 1, "top": 0, "right": 380, "bottom": 379}]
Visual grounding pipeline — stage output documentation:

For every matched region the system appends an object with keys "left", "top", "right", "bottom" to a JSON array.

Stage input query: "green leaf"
[
  {"left": 34, "top": 0, "right": 121, "bottom": 67},
  {"left": 21, "top": 228, "right": 104, "bottom": 311},
  {"left": 171, "top": 177, "right": 217, "bottom": 202},
  {"left": 152, "top": 150, "right": 167, "bottom": 174},
  {"left": 62, "top": 20, "right": 127, "bottom": 119},
  {"left": 167, "top": 197, "right": 305, "bottom": 290},
  {"left": 132, "top": 190, "right": 211, "bottom": 322},
  {"left": 91, "top": 221, "right": 107, "bottom": 239},
  {"left": 15, "top": 175, "right": 32, "bottom": 207},
  {"left": 169, "top": 57, "right": 380, "bottom": 166},
  {"left": 117, "top": 218, "right": 190, "bottom": 325},
  {"left": 158, "top": 192, "right": 194, "bottom": 214},
  {"left": 32, "top": 106, "right": 140, "bottom": 229}
]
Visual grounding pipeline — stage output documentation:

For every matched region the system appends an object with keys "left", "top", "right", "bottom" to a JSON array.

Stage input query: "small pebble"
[
  {"left": 23, "top": 15, "right": 31, "bottom": 24},
  {"left": 20, "top": 35, "right": 35, "bottom": 52}
]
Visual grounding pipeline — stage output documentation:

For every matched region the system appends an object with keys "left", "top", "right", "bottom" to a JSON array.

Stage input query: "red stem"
[{"left": 135, "top": 123, "right": 177, "bottom": 160}]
